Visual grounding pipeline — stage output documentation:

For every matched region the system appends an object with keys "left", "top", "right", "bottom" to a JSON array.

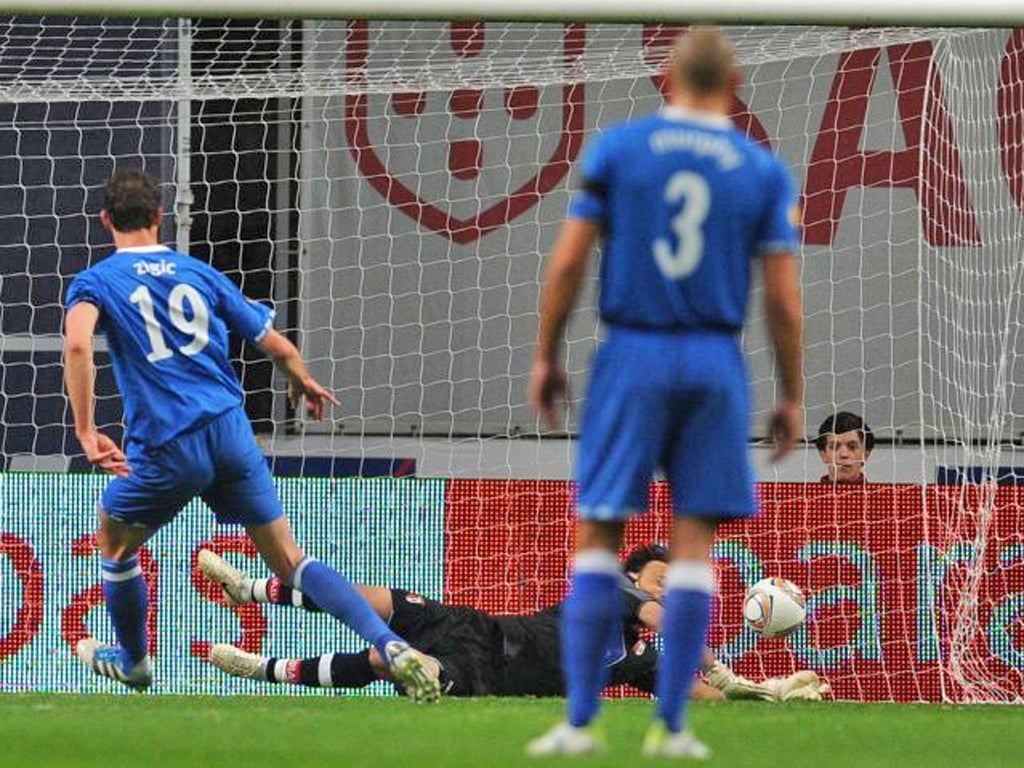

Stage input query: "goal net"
[{"left": 1, "top": 17, "right": 1022, "bottom": 702}]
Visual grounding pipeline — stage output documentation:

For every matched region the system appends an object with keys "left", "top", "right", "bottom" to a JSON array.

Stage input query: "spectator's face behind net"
[{"left": 819, "top": 430, "right": 870, "bottom": 482}]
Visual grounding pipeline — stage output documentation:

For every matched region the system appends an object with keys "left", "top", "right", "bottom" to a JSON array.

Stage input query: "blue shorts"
[
  {"left": 101, "top": 406, "right": 283, "bottom": 529},
  {"left": 576, "top": 326, "right": 756, "bottom": 522}
]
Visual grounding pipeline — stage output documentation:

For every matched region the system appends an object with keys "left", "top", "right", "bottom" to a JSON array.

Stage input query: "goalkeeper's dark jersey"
[{"left": 486, "top": 574, "right": 657, "bottom": 696}]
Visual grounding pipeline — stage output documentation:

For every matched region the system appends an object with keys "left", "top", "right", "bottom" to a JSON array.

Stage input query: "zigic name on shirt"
[{"left": 133, "top": 259, "right": 177, "bottom": 277}]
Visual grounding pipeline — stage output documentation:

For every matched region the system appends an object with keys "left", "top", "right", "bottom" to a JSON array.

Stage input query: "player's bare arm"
[
  {"left": 63, "top": 301, "right": 128, "bottom": 477},
  {"left": 762, "top": 252, "right": 804, "bottom": 461},
  {"left": 637, "top": 599, "right": 664, "bottom": 633},
  {"left": 257, "top": 329, "right": 340, "bottom": 421},
  {"left": 530, "top": 218, "right": 599, "bottom": 428}
]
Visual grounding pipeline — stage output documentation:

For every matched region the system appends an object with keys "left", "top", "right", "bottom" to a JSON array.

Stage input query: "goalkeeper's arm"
[
  {"left": 638, "top": 597, "right": 827, "bottom": 702},
  {"left": 705, "top": 660, "right": 830, "bottom": 702}
]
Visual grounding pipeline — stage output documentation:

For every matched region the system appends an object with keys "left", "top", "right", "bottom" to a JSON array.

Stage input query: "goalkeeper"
[{"left": 199, "top": 543, "right": 826, "bottom": 701}]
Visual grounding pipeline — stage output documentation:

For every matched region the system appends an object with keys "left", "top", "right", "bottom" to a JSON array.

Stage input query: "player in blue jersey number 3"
[
  {"left": 527, "top": 28, "right": 805, "bottom": 758},
  {"left": 64, "top": 169, "right": 440, "bottom": 701}
]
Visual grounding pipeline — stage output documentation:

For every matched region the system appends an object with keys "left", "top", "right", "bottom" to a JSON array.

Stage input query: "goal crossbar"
[{"left": 0, "top": 0, "right": 1021, "bottom": 26}]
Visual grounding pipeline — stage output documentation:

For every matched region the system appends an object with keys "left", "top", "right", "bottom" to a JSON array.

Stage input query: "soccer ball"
[{"left": 742, "top": 577, "right": 807, "bottom": 638}]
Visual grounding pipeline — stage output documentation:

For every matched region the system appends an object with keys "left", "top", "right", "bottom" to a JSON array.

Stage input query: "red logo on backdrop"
[
  {"left": 0, "top": 534, "right": 43, "bottom": 661},
  {"left": 998, "top": 29, "right": 1024, "bottom": 216},
  {"left": 190, "top": 536, "right": 267, "bottom": 659},
  {"left": 346, "top": 21, "right": 586, "bottom": 244}
]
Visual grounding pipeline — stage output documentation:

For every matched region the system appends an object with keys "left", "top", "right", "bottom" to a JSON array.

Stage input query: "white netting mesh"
[
  {"left": 918, "top": 29, "right": 1024, "bottom": 702},
  {"left": 2, "top": 19, "right": 1023, "bottom": 702},
  {"left": 0, "top": 21, "right": 987, "bottom": 102}
]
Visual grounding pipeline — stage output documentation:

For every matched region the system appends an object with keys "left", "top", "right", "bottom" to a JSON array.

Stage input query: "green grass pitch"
[{"left": 4, "top": 694, "right": 1023, "bottom": 767}]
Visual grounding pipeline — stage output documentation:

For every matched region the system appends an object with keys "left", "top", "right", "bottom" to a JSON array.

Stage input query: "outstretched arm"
[
  {"left": 637, "top": 599, "right": 663, "bottom": 632},
  {"left": 529, "top": 218, "right": 599, "bottom": 428},
  {"left": 639, "top": 602, "right": 716, "bottom": 672},
  {"left": 763, "top": 252, "right": 804, "bottom": 461},
  {"left": 636, "top": 593, "right": 827, "bottom": 701},
  {"left": 256, "top": 329, "right": 340, "bottom": 421},
  {"left": 64, "top": 302, "right": 128, "bottom": 476}
]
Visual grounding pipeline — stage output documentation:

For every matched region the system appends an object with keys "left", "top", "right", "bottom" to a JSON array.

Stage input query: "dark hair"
[
  {"left": 816, "top": 411, "right": 875, "bottom": 452},
  {"left": 103, "top": 168, "right": 161, "bottom": 232},
  {"left": 623, "top": 542, "right": 669, "bottom": 575}
]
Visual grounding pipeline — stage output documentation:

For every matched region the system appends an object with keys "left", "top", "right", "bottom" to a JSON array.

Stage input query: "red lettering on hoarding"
[
  {"left": 0, "top": 534, "right": 43, "bottom": 660},
  {"left": 804, "top": 42, "right": 981, "bottom": 246},
  {"left": 190, "top": 535, "right": 267, "bottom": 659},
  {"left": 443, "top": 479, "right": 574, "bottom": 613},
  {"left": 998, "top": 29, "right": 1024, "bottom": 215},
  {"left": 59, "top": 534, "right": 158, "bottom": 655},
  {"left": 444, "top": 480, "right": 1024, "bottom": 702}
]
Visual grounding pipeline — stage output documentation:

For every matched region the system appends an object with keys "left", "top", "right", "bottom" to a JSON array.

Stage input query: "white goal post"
[{"left": 0, "top": 0, "right": 1022, "bottom": 25}]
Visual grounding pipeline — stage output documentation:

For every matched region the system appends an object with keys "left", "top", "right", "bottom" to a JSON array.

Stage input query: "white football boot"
[
  {"left": 384, "top": 641, "right": 441, "bottom": 703},
  {"left": 209, "top": 643, "right": 266, "bottom": 680},
  {"left": 642, "top": 722, "right": 711, "bottom": 760},
  {"left": 76, "top": 638, "right": 153, "bottom": 691},
  {"left": 526, "top": 722, "right": 605, "bottom": 757},
  {"left": 197, "top": 549, "right": 251, "bottom": 606}
]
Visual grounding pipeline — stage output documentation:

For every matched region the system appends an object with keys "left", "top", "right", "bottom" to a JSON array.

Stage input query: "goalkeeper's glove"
[
  {"left": 765, "top": 670, "right": 832, "bottom": 702},
  {"left": 706, "top": 662, "right": 831, "bottom": 702},
  {"left": 705, "top": 661, "right": 774, "bottom": 701}
]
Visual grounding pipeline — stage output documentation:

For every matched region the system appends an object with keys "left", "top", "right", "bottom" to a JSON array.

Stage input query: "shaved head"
[{"left": 669, "top": 26, "right": 738, "bottom": 97}]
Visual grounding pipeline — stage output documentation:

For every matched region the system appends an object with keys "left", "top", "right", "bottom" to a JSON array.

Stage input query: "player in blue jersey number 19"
[
  {"left": 64, "top": 169, "right": 440, "bottom": 702},
  {"left": 527, "top": 27, "right": 804, "bottom": 758}
]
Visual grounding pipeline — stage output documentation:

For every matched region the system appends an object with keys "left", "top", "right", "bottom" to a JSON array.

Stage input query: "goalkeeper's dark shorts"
[{"left": 386, "top": 589, "right": 503, "bottom": 697}]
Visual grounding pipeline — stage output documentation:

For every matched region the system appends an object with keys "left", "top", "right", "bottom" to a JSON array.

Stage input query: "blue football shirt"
[
  {"left": 65, "top": 246, "right": 275, "bottom": 448},
  {"left": 568, "top": 106, "right": 799, "bottom": 331}
]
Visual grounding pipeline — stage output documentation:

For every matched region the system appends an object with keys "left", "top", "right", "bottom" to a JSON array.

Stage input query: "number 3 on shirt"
[
  {"left": 129, "top": 284, "right": 210, "bottom": 363},
  {"left": 652, "top": 171, "right": 711, "bottom": 280}
]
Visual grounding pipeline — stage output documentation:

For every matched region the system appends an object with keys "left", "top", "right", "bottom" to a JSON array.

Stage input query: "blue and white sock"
[
  {"left": 655, "top": 560, "right": 715, "bottom": 733},
  {"left": 562, "top": 549, "right": 622, "bottom": 728},
  {"left": 101, "top": 555, "right": 148, "bottom": 668},
  {"left": 293, "top": 558, "right": 401, "bottom": 660}
]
